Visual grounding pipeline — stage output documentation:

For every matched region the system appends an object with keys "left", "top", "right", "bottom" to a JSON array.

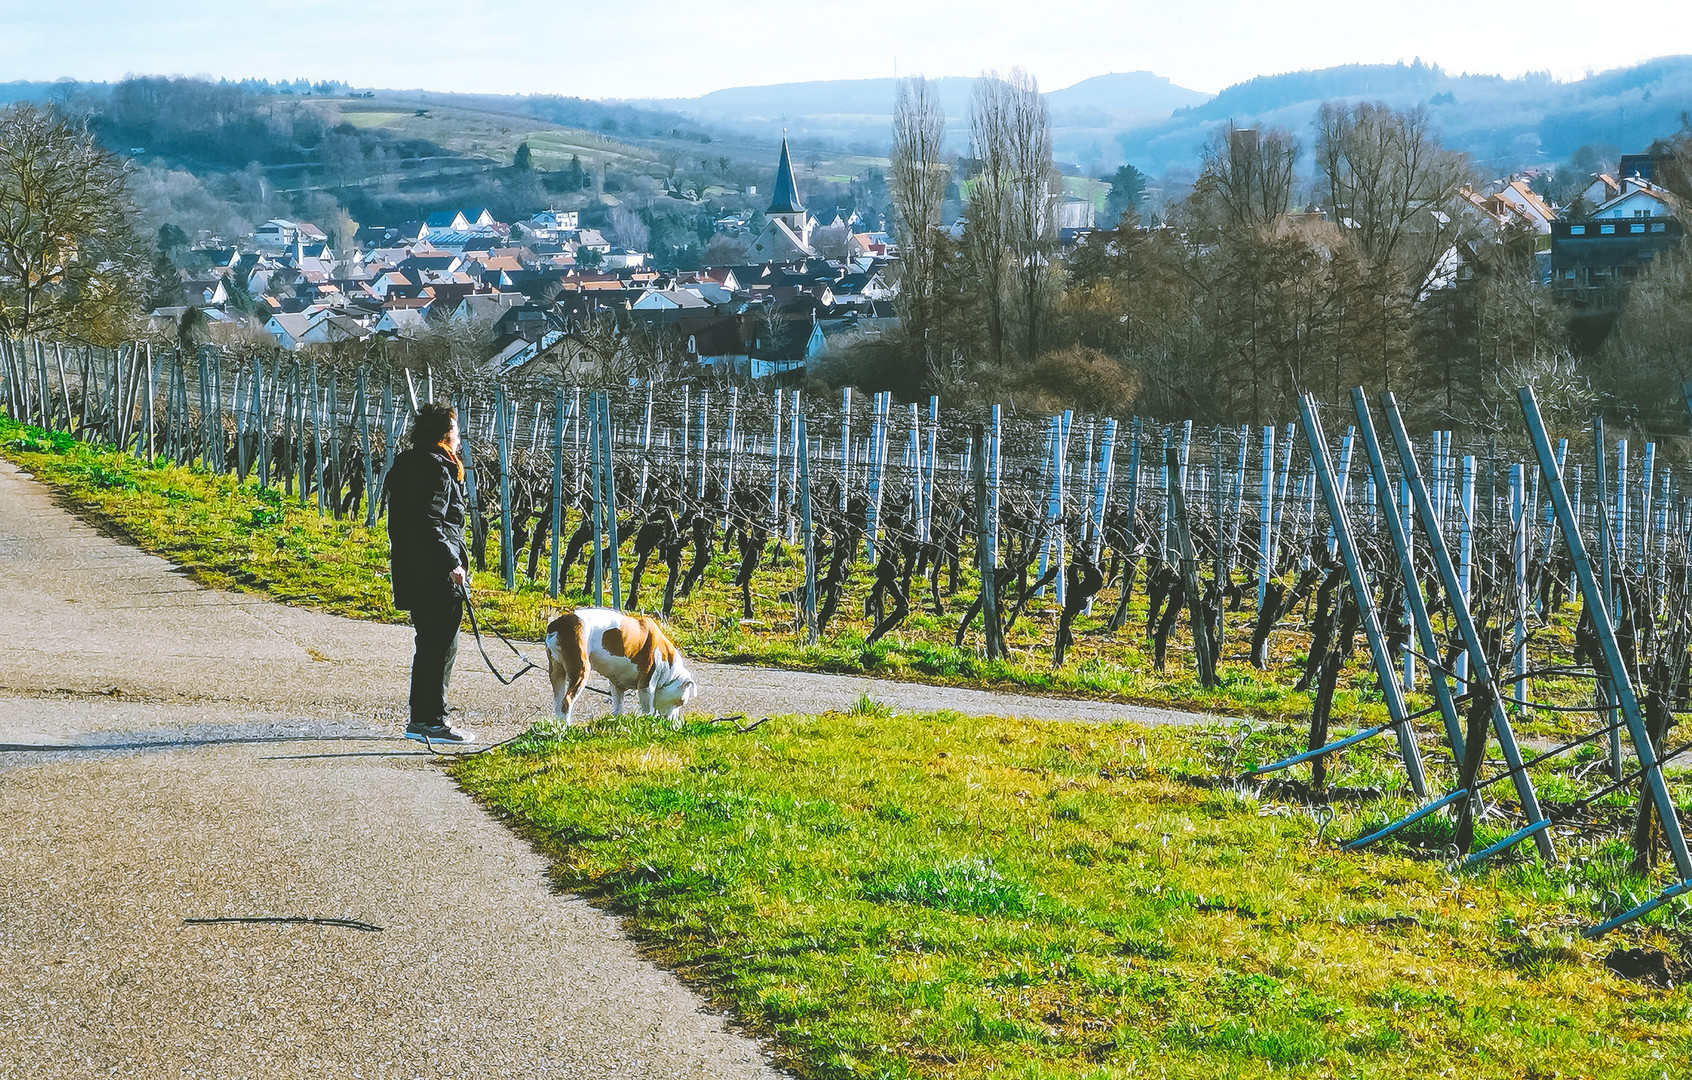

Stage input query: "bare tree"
[
  {"left": 609, "top": 203, "right": 650, "bottom": 254},
  {"left": 1313, "top": 102, "right": 1470, "bottom": 271},
  {"left": 889, "top": 76, "right": 949, "bottom": 368},
  {"left": 1191, "top": 122, "right": 1299, "bottom": 228},
  {"left": 1596, "top": 248, "right": 1692, "bottom": 427},
  {"left": 1312, "top": 102, "right": 1473, "bottom": 395},
  {"left": 1004, "top": 69, "right": 1057, "bottom": 368},
  {"left": 967, "top": 68, "right": 1056, "bottom": 367},
  {"left": 967, "top": 72, "right": 1015, "bottom": 367},
  {"left": 0, "top": 103, "right": 148, "bottom": 344}
]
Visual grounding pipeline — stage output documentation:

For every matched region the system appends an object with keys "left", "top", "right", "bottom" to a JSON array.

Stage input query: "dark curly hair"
[{"left": 408, "top": 402, "right": 457, "bottom": 449}]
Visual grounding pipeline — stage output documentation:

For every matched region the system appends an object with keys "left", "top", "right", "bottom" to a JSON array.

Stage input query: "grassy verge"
[{"left": 455, "top": 707, "right": 1692, "bottom": 1080}]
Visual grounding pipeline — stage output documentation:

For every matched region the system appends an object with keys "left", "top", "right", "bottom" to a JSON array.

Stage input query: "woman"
[{"left": 385, "top": 402, "right": 476, "bottom": 743}]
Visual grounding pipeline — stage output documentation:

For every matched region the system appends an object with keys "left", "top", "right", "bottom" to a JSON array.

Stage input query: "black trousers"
[{"left": 408, "top": 594, "right": 463, "bottom": 727}]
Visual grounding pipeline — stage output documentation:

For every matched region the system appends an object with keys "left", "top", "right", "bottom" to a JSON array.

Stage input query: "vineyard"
[{"left": 5, "top": 336, "right": 1692, "bottom": 940}]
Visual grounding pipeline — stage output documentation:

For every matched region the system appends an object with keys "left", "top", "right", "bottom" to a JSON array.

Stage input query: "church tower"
[
  {"left": 766, "top": 137, "right": 810, "bottom": 246},
  {"left": 748, "top": 135, "right": 818, "bottom": 262}
]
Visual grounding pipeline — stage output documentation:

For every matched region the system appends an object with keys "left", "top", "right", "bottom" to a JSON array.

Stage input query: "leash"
[
  {"left": 456, "top": 584, "right": 611, "bottom": 696},
  {"left": 458, "top": 584, "right": 542, "bottom": 686}
]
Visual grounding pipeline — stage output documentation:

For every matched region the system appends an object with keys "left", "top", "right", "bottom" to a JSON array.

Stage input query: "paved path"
[{"left": 0, "top": 459, "right": 1205, "bottom": 1078}]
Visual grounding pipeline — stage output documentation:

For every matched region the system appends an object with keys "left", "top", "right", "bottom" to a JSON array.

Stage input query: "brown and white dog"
[{"left": 544, "top": 607, "right": 698, "bottom": 724}]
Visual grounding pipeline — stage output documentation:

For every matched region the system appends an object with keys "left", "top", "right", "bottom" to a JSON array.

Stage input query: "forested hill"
[
  {"left": 635, "top": 72, "right": 1211, "bottom": 166},
  {"left": 1120, "top": 57, "right": 1692, "bottom": 176},
  {"left": 636, "top": 57, "right": 1692, "bottom": 177},
  {"left": 0, "top": 78, "right": 798, "bottom": 246}
]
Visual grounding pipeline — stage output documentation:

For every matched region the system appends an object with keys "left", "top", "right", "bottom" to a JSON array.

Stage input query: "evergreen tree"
[{"left": 1103, "top": 164, "right": 1146, "bottom": 226}]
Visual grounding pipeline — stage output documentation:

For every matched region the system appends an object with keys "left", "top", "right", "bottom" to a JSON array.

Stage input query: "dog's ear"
[{"left": 538, "top": 606, "right": 561, "bottom": 632}]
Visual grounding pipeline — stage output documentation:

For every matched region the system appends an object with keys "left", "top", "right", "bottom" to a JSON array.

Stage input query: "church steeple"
[
  {"left": 747, "top": 134, "right": 816, "bottom": 262},
  {"left": 768, "top": 136, "right": 805, "bottom": 216}
]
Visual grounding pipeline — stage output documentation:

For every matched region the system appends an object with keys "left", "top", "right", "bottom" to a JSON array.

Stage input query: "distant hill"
[
  {"left": 635, "top": 72, "right": 1210, "bottom": 168},
  {"left": 1119, "top": 57, "right": 1692, "bottom": 177},
  {"left": 635, "top": 58, "right": 1692, "bottom": 180},
  {"left": 635, "top": 77, "right": 978, "bottom": 153},
  {"left": 10, "top": 58, "right": 1692, "bottom": 189}
]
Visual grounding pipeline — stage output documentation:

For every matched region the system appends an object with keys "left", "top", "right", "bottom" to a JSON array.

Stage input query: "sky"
[{"left": 3, "top": 0, "right": 1688, "bottom": 99}]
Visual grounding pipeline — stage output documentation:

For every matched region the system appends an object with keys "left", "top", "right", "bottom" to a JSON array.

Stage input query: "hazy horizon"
[{"left": 6, "top": 1, "right": 1685, "bottom": 100}]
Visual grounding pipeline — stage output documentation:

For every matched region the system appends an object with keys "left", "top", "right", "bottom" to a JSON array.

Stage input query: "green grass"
[{"left": 454, "top": 709, "right": 1692, "bottom": 1079}]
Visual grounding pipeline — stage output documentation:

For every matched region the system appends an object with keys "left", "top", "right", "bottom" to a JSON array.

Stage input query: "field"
[{"left": 333, "top": 96, "right": 668, "bottom": 173}]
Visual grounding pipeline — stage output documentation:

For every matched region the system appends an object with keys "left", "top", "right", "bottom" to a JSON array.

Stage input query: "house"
[
  {"left": 449, "top": 292, "right": 527, "bottom": 328},
  {"left": 1551, "top": 182, "right": 1683, "bottom": 294},
  {"left": 466, "top": 254, "right": 525, "bottom": 287},
  {"left": 318, "top": 313, "right": 374, "bottom": 344},
  {"left": 263, "top": 308, "right": 373, "bottom": 350},
  {"left": 529, "top": 209, "right": 579, "bottom": 230},
  {"left": 400, "top": 253, "right": 465, "bottom": 280},
  {"left": 488, "top": 329, "right": 567, "bottom": 375},
  {"left": 252, "top": 219, "right": 327, "bottom": 250},
  {"left": 747, "top": 302, "right": 828, "bottom": 380},
  {"left": 1488, "top": 180, "right": 1557, "bottom": 234},
  {"left": 147, "top": 305, "right": 232, "bottom": 335},
  {"left": 1056, "top": 195, "right": 1096, "bottom": 231},
  {"left": 356, "top": 224, "right": 404, "bottom": 249},
  {"left": 492, "top": 303, "right": 552, "bottom": 342},
  {"left": 629, "top": 288, "right": 715, "bottom": 327},
  {"left": 374, "top": 296, "right": 433, "bottom": 336},
  {"left": 684, "top": 282, "right": 734, "bottom": 306},
  {"left": 1583, "top": 174, "right": 1622, "bottom": 206},
  {"left": 264, "top": 311, "right": 325, "bottom": 350},
  {"left": 369, "top": 270, "right": 421, "bottom": 299},
  {"left": 847, "top": 232, "right": 890, "bottom": 259},
  {"left": 422, "top": 230, "right": 488, "bottom": 252},
  {"left": 573, "top": 228, "right": 612, "bottom": 254},
  {"left": 518, "top": 210, "right": 585, "bottom": 244},
  {"left": 425, "top": 210, "right": 471, "bottom": 234},
  {"left": 713, "top": 212, "right": 753, "bottom": 234},
  {"left": 682, "top": 267, "right": 741, "bottom": 291},
  {"left": 374, "top": 306, "right": 430, "bottom": 337},
  {"left": 1590, "top": 183, "right": 1678, "bottom": 222},
  {"left": 682, "top": 316, "right": 752, "bottom": 371},
  {"left": 601, "top": 247, "right": 647, "bottom": 271},
  {"left": 185, "top": 247, "right": 240, "bottom": 273},
  {"left": 183, "top": 277, "right": 229, "bottom": 308}
]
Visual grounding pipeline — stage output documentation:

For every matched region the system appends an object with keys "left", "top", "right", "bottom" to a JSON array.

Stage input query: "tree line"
[{"left": 875, "top": 72, "right": 1692, "bottom": 432}]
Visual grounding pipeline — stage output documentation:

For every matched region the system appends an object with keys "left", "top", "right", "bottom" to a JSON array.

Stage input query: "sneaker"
[{"left": 404, "top": 721, "right": 477, "bottom": 744}]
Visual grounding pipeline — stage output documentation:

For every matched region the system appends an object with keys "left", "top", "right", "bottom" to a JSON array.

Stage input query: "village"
[
  {"left": 143, "top": 127, "right": 1686, "bottom": 408},
  {"left": 151, "top": 140, "right": 901, "bottom": 379}
]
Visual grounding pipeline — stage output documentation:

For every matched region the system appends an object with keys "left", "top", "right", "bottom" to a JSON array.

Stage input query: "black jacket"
[{"left": 386, "top": 446, "right": 469, "bottom": 610}]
